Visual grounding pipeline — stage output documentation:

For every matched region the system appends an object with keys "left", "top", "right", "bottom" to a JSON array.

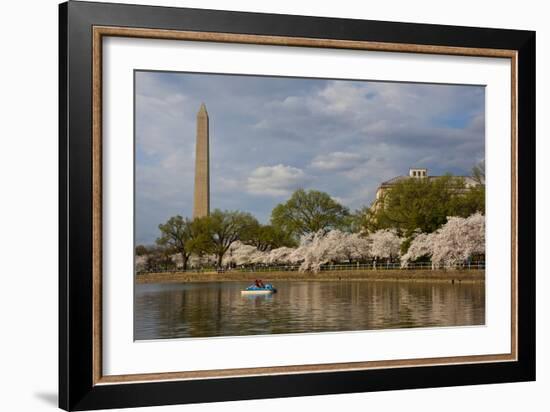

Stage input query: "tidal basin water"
[{"left": 134, "top": 281, "right": 485, "bottom": 340}]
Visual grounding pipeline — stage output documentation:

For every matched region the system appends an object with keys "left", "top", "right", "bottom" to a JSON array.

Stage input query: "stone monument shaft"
[{"left": 192, "top": 103, "right": 210, "bottom": 219}]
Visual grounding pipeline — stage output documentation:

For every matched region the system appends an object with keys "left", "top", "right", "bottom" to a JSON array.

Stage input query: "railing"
[
  {"left": 318, "top": 262, "right": 485, "bottom": 271},
  {"left": 238, "top": 265, "right": 301, "bottom": 273},
  {"left": 237, "top": 262, "right": 485, "bottom": 272},
  {"left": 137, "top": 261, "right": 485, "bottom": 275},
  {"left": 137, "top": 267, "right": 218, "bottom": 274}
]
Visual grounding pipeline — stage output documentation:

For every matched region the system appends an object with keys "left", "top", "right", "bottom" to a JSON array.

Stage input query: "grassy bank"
[{"left": 136, "top": 269, "right": 485, "bottom": 284}]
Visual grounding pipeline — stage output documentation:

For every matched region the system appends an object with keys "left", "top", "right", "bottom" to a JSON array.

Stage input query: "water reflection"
[{"left": 134, "top": 281, "right": 485, "bottom": 340}]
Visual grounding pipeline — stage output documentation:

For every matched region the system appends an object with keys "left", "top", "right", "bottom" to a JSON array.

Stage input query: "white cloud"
[
  {"left": 135, "top": 72, "right": 485, "bottom": 243},
  {"left": 310, "top": 151, "right": 366, "bottom": 171},
  {"left": 247, "top": 164, "right": 309, "bottom": 197},
  {"left": 316, "top": 81, "right": 370, "bottom": 114}
]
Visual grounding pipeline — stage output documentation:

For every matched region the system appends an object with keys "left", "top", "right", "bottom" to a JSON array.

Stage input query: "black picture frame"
[{"left": 59, "top": 1, "right": 536, "bottom": 410}]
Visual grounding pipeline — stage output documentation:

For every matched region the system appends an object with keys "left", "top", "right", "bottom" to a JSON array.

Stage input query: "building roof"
[{"left": 379, "top": 175, "right": 480, "bottom": 188}]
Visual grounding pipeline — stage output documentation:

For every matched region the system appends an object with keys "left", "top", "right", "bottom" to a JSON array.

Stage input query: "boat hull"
[{"left": 241, "top": 290, "right": 275, "bottom": 295}]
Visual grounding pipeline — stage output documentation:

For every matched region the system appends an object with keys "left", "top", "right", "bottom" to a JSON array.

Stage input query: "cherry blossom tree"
[
  {"left": 297, "top": 230, "right": 372, "bottom": 273},
  {"left": 135, "top": 255, "right": 147, "bottom": 272},
  {"left": 223, "top": 241, "right": 267, "bottom": 266},
  {"left": 265, "top": 246, "right": 298, "bottom": 265},
  {"left": 298, "top": 230, "right": 335, "bottom": 273},
  {"left": 430, "top": 212, "right": 485, "bottom": 268},
  {"left": 368, "top": 229, "right": 402, "bottom": 260},
  {"left": 400, "top": 232, "right": 436, "bottom": 268},
  {"left": 401, "top": 213, "right": 485, "bottom": 268},
  {"left": 339, "top": 232, "right": 372, "bottom": 262},
  {"left": 200, "top": 214, "right": 485, "bottom": 273}
]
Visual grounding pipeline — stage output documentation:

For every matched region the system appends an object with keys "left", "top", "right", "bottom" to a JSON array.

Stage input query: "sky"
[{"left": 135, "top": 71, "right": 485, "bottom": 245}]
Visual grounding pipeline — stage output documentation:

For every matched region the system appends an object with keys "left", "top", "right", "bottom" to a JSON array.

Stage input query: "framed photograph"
[{"left": 59, "top": 1, "right": 535, "bottom": 410}]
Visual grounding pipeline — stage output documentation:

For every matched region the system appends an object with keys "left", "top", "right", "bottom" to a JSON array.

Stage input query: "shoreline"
[{"left": 136, "top": 269, "right": 485, "bottom": 284}]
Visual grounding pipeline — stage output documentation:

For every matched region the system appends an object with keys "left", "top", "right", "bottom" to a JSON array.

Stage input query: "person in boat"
[{"left": 254, "top": 279, "right": 265, "bottom": 288}]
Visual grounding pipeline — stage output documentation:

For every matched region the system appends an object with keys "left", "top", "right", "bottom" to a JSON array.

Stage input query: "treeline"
[
  {"left": 224, "top": 212, "right": 484, "bottom": 273},
  {"left": 137, "top": 163, "right": 485, "bottom": 272},
  {"left": 137, "top": 189, "right": 345, "bottom": 271}
]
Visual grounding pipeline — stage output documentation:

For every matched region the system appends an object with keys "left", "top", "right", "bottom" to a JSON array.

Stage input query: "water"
[{"left": 134, "top": 280, "right": 485, "bottom": 340}]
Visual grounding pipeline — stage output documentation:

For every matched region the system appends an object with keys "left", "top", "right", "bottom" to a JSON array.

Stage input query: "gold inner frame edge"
[{"left": 91, "top": 25, "right": 518, "bottom": 386}]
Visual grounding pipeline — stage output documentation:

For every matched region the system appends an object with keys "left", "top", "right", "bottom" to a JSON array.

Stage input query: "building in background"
[{"left": 373, "top": 168, "right": 481, "bottom": 210}]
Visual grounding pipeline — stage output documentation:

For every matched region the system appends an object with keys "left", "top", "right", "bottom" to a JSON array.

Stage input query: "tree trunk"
[{"left": 181, "top": 253, "right": 188, "bottom": 271}]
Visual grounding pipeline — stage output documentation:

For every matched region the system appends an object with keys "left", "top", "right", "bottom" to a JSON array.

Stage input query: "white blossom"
[
  {"left": 298, "top": 230, "right": 372, "bottom": 273},
  {"left": 401, "top": 213, "right": 485, "bottom": 268},
  {"left": 135, "top": 255, "right": 147, "bottom": 272},
  {"left": 339, "top": 232, "right": 372, "bottom": 262},
  {"left": 430, "top": 213, "right": 485, "bottom": 268},
  {"left": 223, "top": 241, "right": 267, "bottom": 266},
  {"left": 266, "top": 247, "right": 297, "bottom": 265},
  {"left": 368, "top": 229, "right": 402, "bottom": 259},
  {"left": 401, "top": 232, "right": 436, "bottom": 268},
  {"left": 298, "top": 230, "right": 337, "bottom": 273}
]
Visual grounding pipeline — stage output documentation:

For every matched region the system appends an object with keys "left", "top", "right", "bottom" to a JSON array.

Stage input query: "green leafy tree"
[
  {"left": 363, "top": 175, "right": 485, "bottom": 240},
  {"left": 244, "top": 222, "right": 297, "bottom": 251},
  {"left": 192, "top": 209, "right": 258, "bottom": 267},
  {"left": 271, "top": 189, "right": 350, "bottom": 237},
  {"left": 456, "top": 185, "right": 485, "bottom": 217},
  {"left": 156, "top": 215, "right": 195, "bottom": 271},
  {"left": 350, "top": 206, "right": 378, "bottom": 234}
]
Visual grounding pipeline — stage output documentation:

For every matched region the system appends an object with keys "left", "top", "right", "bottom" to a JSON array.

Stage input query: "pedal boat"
[{"left": 241, "top": 283, "right": 277, "bottom": 295}]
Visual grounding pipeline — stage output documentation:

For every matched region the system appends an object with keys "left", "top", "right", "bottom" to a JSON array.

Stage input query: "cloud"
[
  {"left": 247, "top": 164, "right": 310, "bottom": 197},
  {"left": 310, "top": 151, "right": 366, "bottom": 171},
  {"left": 135, "top": 71, "right": 485, "bottom": 243},
  {"left": 332, "top": 186, "right": 371, "bottom": 210}
]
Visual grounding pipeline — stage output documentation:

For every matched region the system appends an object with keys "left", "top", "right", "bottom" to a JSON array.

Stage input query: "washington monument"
[{"left": 193, "top": 103, "right": 210, "bottom": 219}]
